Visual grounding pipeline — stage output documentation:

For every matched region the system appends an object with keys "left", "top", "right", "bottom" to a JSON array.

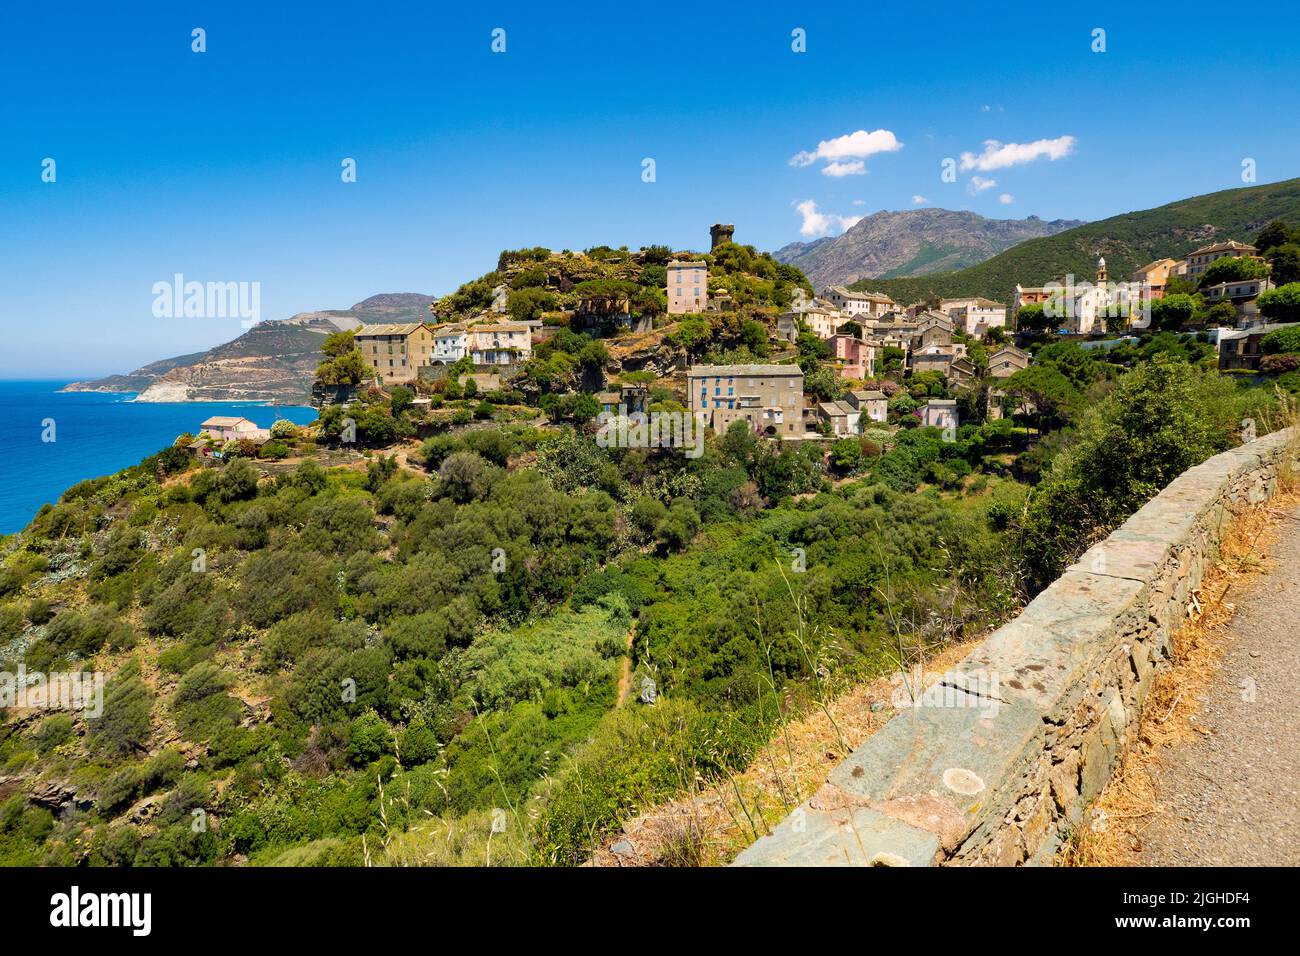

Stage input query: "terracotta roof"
[{"left": 355, "top": 322, "right": 428, "bottom": 336}]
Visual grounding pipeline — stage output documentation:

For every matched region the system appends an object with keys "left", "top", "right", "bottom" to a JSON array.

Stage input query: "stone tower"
[
  {"left": 710, "top": 223, "right": 735, "bottom": 250},
  {"left": 1096, "top": 256, "right": 1108, "bottom": 285}
]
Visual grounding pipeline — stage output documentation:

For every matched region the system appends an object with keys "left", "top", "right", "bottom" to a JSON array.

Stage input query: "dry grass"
[
  {"left": 1064, "top": 444, "right": 1300, "bottom": 866},
  {"left": 586, "top": 638, "right": 980, "bottom": 867}
]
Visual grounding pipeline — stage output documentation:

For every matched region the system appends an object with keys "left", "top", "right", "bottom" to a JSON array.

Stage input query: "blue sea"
[{"left": 0, "top": 381, "right": 318, "bottom": 535}]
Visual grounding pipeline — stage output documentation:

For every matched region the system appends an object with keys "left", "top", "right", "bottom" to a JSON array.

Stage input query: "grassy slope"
[{"left": 852, "top": 177, "right": 1300, "bottom": 304}]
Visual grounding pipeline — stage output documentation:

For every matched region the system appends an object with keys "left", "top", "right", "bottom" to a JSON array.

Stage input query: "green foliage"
[
  {"left": 1258, "top": 283, "right": 1300, "bottom": 323},
  {"left": 1016, "top": 357, "right": 1240, "bottom": 591}
]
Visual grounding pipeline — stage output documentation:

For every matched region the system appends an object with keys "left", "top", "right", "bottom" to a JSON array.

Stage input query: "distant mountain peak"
[{"left": 773, "top": 207, "right": 1085, "bottom": 288}]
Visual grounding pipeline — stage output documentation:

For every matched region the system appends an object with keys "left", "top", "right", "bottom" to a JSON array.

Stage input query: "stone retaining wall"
[{"left": 734, "top": 428, "right": 1297, "bottom": 866}]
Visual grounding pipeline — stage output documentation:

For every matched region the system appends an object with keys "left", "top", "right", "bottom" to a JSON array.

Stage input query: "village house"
[
  {"left": 777, "top": 299, "right": 845, "bottom": 341},
  {"left": 467, "top": 322, "right": 533, "bottom": 365},
  {"left": 1130, "top": 258, "right": 1178, "bottom": 299},
  {"left": 946, "top": 298, "right": 1007, "bottom": 338},
  {"left": 1184, "top": 240, "right": 1260, "bottom": 279},
  {"left": 667, "top": 260, "right": 708, "bottom": 314},
  {"left": 1202, "top": 276, "right": 1274, "bottom": 323},
  {"left": 355, "top": 322, "right": 437, "bottom": 384},
  {"left": 687, "top": 364, "right": 804, "bottom": 438},
  {"left": 828, "top": 333, "right": 876, "bottom": 379},
  {"left": 822, "top": 286, "right": 897, "bottom": 318},
  {"left": 988, "top": 344, "right": 1031, "bottom": 378},
  {"left": 816, "top": 400, "right": 860, "bottom": 436},
  {"left": 1217, "top": 322, "right": 1296, "bottom": 371},
  {"left": 199, "top": 416, "right": 269, "bottom": 443},
  {"left": 947, "top": 355, "right": 978, "bottom": 388},
  {"left": 429, "top": 324, "right": 469, "bottom": 364},
  {"left": 846, "top": 389, "right": 888, "bottom": 423},
  {"left": 918, "top": 398, "right": 959, "bottom": 432}
]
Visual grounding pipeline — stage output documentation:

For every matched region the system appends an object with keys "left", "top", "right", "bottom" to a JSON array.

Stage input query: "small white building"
[
  {"left": 918, "top": 399, "right": 958, "bottom": 433},
  {"left": 822, "top": 286, "right": 897, "bottom": 318},
  {"left": 200, "top": 416, "right": 269, "bottom": 443},
  {"left": 429, "top": 324, "right": 469, "bottom": 364}
]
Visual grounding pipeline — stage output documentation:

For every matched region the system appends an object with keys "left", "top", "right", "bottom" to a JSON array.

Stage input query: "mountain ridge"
[
  {"left": 852, "top": 178, "right": 1300, "bottom": 305},
  {"left": 773, "top": 208, "right": 1084, "bottom": 288}
]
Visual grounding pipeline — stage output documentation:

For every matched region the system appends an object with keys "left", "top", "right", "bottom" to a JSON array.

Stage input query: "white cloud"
[
  {"left": 795, "top": 200, "right": 863, "bottom": 237},
  {"left": 822, "top": 160, "right": 866, "bottom": 177},
  {"left": 851, "top": 199, "right": 866, "bottom": 206},
  {"left": 790, "top": 128, "right": 902, "bottom": 175},
  {"left": 959, "top": 135, "right": 1076, "bottom": 172},
  {"left": 912, "top": 195, "right": 928, "bottom": 204},
  {"left": 967, "top": 176, "right": 997, "bottom": 194},
  {"left": 998, "top": 193, "right": 1015, "bottom": 204}
]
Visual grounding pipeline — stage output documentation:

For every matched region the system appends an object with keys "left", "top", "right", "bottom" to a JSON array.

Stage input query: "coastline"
[{"left": 0, "top": 382, "right": 317, "bottom": 534}]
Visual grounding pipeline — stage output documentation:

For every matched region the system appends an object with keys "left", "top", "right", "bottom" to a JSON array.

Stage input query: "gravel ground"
[{"left": 1138, "top": 507, "right": 1300, "bottom": 865}]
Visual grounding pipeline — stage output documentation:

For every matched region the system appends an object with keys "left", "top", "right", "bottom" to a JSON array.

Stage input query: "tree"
[
  {"left": 506, "top": 287, "right": 557, "bottom": 322},
  {"left": 389, "top": 386, "right": 414, "bottom": 416},
  {"left": 1198, "top": 256, "right": 1269, "bottom": 287},
  {"left": 1258, "top": 283, "right": 1300, "bottom": 323},
  {"left": 1014, "top": 303, "right": 1051, "bottom": 334},
  {"left": 1150, "top": 293, "right": 1196, "bottom": 332},
  {"left": 1255, "top": 219, "right": 1295, "bottom": 253},
  {"left": 739, "top": 320, "right": 770, "bottom": 357},
  {"left": 91, "top": 660, "right": 154, "bottom": 757},
  {"left": 1001, "top": 365, "right": 1082, "bottom": 435},
  {"left": 217, "top": 457, "right": 260, "bottom": 502},
  {"left": 1261, "top": 324, "right": 1300, "bottom": 355},
  {"left": 1266, "top": 243, "right": 1300, "bottom": 286}
]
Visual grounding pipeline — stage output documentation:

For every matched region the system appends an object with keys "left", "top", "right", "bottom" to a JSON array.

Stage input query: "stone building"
[
  {"left": 355, "top": 322, "right": 437, "bottom": 384},
  {"left": 688, "top": 363, "right": 804, "bottom": 438}
]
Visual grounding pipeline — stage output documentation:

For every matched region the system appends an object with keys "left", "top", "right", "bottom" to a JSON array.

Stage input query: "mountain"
[
  {"left": 853, "top": 178, "right": 1300, "bottom": 305},
  {"left": 62, "top": 294, "right": 435, "bottom": 403},
  {"left": 773, "top": 209, "right": 1084, "bottom": 288}
]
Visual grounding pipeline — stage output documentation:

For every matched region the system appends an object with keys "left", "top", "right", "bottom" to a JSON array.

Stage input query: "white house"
[
  {"left": 430, "top": 324, "right": 469, "bottom": 364},
  {"left": 947, "top": 298, "right": 1008, "bottom": 338},
  {"left": 918, "top": 399, "right": 958, "bottom": 432},
  {"left": 822, "top": 286, "right": 898, "bottom": 318}
]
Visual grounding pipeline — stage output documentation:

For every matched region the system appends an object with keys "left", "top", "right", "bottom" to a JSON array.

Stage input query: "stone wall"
[{"left": 734, "top": 427, "right": 1297, "bottom": 866}]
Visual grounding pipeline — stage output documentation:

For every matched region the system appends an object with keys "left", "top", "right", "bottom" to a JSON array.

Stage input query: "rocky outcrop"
[{"left": 736, "top": 428, "right": 1298, "bottom": 866}]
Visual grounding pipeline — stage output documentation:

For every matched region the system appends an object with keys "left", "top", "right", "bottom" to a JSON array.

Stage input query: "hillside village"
[{"left": 175, "top": 219, "right": 1300, "bottom": 469}]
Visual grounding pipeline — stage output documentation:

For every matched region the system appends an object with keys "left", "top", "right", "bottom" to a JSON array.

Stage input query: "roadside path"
[{"left": 1137, "top": 505, "right": 1300, "bottom": 865}]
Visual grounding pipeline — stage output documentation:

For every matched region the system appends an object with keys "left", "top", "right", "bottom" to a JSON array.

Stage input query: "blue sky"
[{"left": 2, "top": 0, "right": 1298, "bottom": 378}]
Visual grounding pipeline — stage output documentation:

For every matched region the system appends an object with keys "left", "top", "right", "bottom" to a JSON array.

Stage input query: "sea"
[{"left": 0, "top": 380, "right": 318, "bottom": 535}]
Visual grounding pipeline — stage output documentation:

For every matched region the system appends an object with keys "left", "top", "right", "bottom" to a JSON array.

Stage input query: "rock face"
[
  {"left": 62, "top": 293, "right": 434, "bottom": 404},
  {"left": 773, "top": 208, "right": 1083, "bottom": 289}
]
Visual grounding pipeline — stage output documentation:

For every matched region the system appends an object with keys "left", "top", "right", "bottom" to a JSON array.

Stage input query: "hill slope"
[
  {"left": 774, "top": 208, "right": 1083, "bottom": 288},
  {"left": 62, "top": 294, "right": 434, "bottom": 403},
  {"left": 852, "top": 178, "right": 1300, "bottom": 305}
]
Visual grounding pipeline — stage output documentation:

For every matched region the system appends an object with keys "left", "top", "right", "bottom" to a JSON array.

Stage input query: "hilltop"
[
  {"left": 774, "top": 208, "right": 1082, "bottom": 288},
  {"left": 852, "top": 178, "right": 1300, "bottom": 304}
]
